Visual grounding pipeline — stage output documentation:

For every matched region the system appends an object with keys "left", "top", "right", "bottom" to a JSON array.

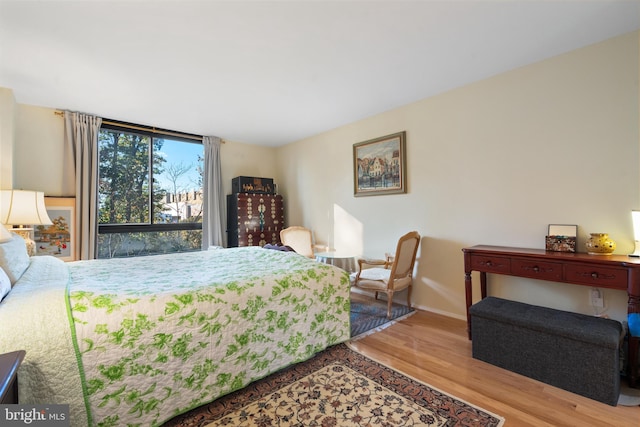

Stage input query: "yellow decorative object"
[{"left": 585, "top": 233, "right": 616, "bottom": 255}]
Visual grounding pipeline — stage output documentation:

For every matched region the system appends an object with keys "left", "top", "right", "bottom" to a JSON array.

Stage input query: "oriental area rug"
[
  {"left": 349, "top": 293, "right": 416, "bottom": 339},
  {"left": 164, "top": 343, "right": 505, "bottom": 427}
]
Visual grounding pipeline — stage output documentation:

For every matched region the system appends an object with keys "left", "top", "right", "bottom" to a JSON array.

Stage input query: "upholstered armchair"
[
  {"left": 351, "top": 231, "right": 420, "bottom": 319},
  {"left": 280, "top": 226, "right": 318, "bottom": 258}
]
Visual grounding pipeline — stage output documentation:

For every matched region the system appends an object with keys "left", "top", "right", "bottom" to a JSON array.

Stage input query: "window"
[{"left": 97, "top": 122, "right": 204, "bottom": 258}]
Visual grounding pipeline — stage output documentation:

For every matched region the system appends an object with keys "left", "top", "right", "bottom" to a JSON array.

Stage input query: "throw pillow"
[
  {"left": 0, "top": 233, "right": 31, "bottom": 284},
  {"left": 0, "top": 267, "right": 10, "bottom": 301},
  {"left": 0, "top": 224, "right": 12, "bottom": 243}
]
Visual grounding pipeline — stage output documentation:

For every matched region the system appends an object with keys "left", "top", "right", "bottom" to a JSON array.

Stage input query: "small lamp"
[
  {"left": 630, "top": 210, "right": 640, "bottom": 257},
  {"left": 0, "top": 190, "right": 53, "bottom": 256}
]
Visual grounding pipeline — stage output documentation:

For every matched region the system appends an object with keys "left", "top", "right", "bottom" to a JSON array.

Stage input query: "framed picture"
[
  {"left": 34, "top": 197, "right": 76, "bottom": 261},
  {"left": 545, "top": 224, "right": 577, "bottom": 253},
  {"left": 353, "top": 131, "right": 407, "bottom": 197}
]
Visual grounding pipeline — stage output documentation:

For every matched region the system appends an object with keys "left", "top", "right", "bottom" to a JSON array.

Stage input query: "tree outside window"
[{"left": 97, "top": 124, "right": 204, "bottom": 258}]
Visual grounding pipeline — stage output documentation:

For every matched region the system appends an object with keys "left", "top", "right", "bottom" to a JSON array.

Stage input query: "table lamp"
[
  {"left": 0, "top": 190, "right": 53, "bottom": 256},
  {"left": 631, "top": 210, "right": 640, "bottom": 257}
]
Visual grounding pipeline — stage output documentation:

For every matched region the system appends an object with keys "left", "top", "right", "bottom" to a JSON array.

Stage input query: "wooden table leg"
[
  {"left": 465, "top": 271, "right": 472, "bottom": 340},
  {"left": 480, "top": 271, "right": 487, "bottom": 299}
]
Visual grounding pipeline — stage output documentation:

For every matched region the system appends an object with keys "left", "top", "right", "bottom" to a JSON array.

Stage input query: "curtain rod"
[
  {"left": 101, "top": 120, "right": 204, "bottom": 142},
  {"left": 54, "top": 110, "right": 225, "bottom": 143}
]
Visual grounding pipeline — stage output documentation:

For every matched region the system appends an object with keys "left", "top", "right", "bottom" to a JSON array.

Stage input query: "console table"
[{"left": 463, "top": 245, "right": 640, "bottom": 388}]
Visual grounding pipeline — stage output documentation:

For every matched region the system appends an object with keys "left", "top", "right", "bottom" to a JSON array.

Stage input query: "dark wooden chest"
[{"left": 227, "top": 193, "right": 284, "bottom": 247}]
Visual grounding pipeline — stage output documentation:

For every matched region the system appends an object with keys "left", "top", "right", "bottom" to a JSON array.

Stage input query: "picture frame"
[
  {"left": 34, "top": 197, "right": 76, "bottom": 261},
  {"left": 353, "top": 131, "right": 407, "bottom": 197},
  {"left": 545, "top": 224, "right": 577, "bottom": 253}
]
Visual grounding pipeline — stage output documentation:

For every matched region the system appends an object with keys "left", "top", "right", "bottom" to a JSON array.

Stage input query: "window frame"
[{"left": 97, "top": 121, "right": 204, "bottom": 236}]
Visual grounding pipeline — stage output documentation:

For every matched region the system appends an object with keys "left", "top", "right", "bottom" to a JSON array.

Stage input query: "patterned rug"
[
  {"left": 164, "top": 343, "right": 505, "bottom": 427},
  {"left": 350, "top": 294, "right": 415, "bottom": 339}
]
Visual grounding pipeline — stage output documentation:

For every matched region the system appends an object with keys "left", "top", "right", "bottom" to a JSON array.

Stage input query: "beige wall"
[
  {"left": 2, "top": 31, "right": 638, "bottom": 323},
  {"left": 276, "top": 31, "right": 640, "bottom": 322},
  {"left": 7, "top": 101, "right": 279, "bottom": 246},
  {"left": 0, "top": 88, "right": 16, "bottom": 189},
  {"left": 218, "top": 141, "right": 279, "bottom": 197},
  {"left": 14, "top": 105, "right": 65, "bottom": 195},
  {"left": 10, "top": 106, "right": 279, "bottom": 199}
]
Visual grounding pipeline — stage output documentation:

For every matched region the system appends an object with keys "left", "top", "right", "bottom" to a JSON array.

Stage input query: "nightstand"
[{"left": 0, "top": 350, "right": 26, "bottom": 404}]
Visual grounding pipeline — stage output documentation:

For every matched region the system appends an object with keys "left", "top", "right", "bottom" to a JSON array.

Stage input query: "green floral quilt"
[{"left": 67, "top": 247, "right": 350, "bottom": 426}]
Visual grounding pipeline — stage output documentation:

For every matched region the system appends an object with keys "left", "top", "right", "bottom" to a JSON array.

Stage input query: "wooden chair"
[
  {"left": 352, "top": 231, "right": 420, "bottom": 319},
  {"left": 280, "top": 226, "right": 315, "bottom": 258}
]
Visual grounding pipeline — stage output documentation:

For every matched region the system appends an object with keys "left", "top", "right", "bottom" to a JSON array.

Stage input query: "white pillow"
[
  {"left": 0, "top": 233, "right": 30, "bottom": 284},
  {"left": 0, "top": 224, "right": 12, "bottom": 243},
  {"left": 361, "top": 267, "right": 391, "bottom": 281},
  {"left": 0, "top": 267, "right": 10, "bottom": 301},
  {"left": 350, "top": 267, "right": 392, "bottom": 282}
]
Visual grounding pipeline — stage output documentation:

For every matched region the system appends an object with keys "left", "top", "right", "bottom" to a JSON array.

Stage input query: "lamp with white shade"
[
  {"left": 630, "top": 210, "right": 640, "bottom": 258},
  {"left": 0, "top": 190, "right": 53, "bottom": 256}
]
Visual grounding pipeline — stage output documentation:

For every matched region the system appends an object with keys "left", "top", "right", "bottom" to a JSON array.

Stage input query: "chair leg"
[
  {"left": 386, "top": 291, "right": 394, "bottom": 319},
  {"left": 374, "top": 291, "right": 379, "bottom": 300},
  {"left": 407, "top": 285, "right": 412, "bottom": 309}
]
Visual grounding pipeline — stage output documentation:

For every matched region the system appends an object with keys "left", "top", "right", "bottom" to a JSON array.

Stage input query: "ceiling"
[{"left": 1, "top": 1, "right": 639, "bottom": 147}]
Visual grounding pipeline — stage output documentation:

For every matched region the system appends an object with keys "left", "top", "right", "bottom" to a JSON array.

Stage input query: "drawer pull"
[
  {"left": 579, "top": 271, "right": 616, "bottom": 280},
  {"left": 521, "top": 265, "right": 543, "bottom": 273},
  {"left": 472, "top": 256, "right": 510, "bottom": 271}
]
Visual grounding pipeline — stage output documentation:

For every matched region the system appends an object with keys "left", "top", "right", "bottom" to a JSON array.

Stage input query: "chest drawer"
[
  {"left": 512, "top": 259, "right": 563, "bottom": 281},
  {"left": 238, "top": 231, "right": 279, "bottom": 247},
  {"left": 469, "top": 254, "right": 511, "bottom": 274},
  {"left": 564, "top": 264, "right": 627, "bottom": 289}
]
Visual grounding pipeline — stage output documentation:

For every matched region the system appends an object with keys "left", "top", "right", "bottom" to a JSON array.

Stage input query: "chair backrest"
[
  {"left": 280, "top": 226, "right": 314, "bottom": 258},
  {"left": 388, "top": 231, "right": 421, "bottom": 283}
]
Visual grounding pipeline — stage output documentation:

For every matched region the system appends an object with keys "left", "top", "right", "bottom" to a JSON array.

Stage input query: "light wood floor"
[{"left": 348, "top": 301, "right": 640, "bottom": 427}]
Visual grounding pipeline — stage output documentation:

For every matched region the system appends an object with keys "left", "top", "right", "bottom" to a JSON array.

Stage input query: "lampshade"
[
  {"left": 0, "top": 190, "right": 53, "bottom": 226},
  {"left": 631, "top": 210, "right": 640, "bottom": 257},
  {"left": 633, "top": 211, "right": 640, "bottom": 240}
]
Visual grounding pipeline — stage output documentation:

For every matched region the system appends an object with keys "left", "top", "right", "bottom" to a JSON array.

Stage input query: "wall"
[
  {"left": 0, "top": 88, "right": 16, "bottom": 189},
  {"left": 218, "top": 140, "right": 279, "bottom": 197},
  {"left": 7, "top": 102, "right": 279, "bottom": 247},
  {"left": 276, "top": 31, "right": 640, "bottom": 322},
  {"left": 3, "top": 31, "right": 638, "bottom": 323},
  {"left": 14, "top": 105, "right": 65, "bottom": 195}
]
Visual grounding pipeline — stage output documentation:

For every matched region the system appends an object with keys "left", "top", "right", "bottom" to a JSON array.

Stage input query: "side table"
[
  {"left": 315, "top": 252, "right": 356, "bottom": 273},
  {"left": 0, "top": 350, "right": 26, "bottom": 404}
]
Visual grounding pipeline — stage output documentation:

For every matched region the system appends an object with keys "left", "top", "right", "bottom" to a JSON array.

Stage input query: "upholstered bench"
[{"left": 469, "top": 297, "right": 622, "bottom": 406}]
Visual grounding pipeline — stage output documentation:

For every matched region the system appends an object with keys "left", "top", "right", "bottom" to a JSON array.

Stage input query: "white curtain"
[
  {"left": 202, "top": 136, "right": 225, "bottom": 249},
  {"left": 63, "top": 111, "right": 102, "bottom": 260}
]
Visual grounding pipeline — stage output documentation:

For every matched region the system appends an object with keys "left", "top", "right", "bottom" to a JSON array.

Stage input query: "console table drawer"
[
  {"left": 512, "top": 259, "right": 563, "bottom": 281},
  {"left": 469, "top": 254, "right": 511, "bottom": 274},
  {"left": 564, "top": 264, "right": 627, "bottom": 289}
]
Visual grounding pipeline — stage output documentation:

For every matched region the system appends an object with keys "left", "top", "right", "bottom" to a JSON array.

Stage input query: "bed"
[{"left": 0, "top": 234, "right": 350, "bottom": 427}]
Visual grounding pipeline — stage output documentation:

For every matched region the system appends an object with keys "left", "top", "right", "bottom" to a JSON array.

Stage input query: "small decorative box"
[
  {"left": 232, "top": 176, "right": 275, "bottom": 194},
  {"left": 545, "top": 236, "right": 576, "bottom": 252},
  {"left": 545, "top": 224, "right": 577, "bottom": 253}
]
